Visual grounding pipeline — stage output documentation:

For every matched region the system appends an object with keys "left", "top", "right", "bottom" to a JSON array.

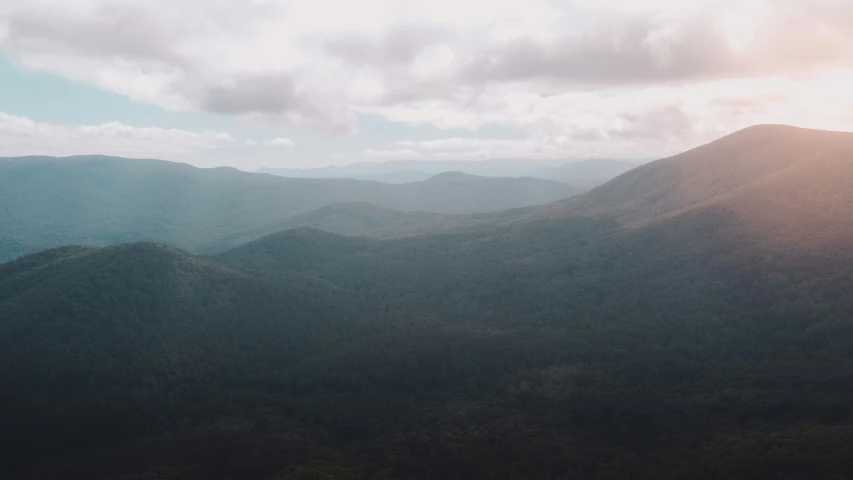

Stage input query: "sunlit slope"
[{"left": 550, "top": 125, "right": 853, "bottom": 233}]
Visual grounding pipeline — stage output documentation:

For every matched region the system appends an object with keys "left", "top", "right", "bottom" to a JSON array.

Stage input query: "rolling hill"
[
  {"left": 208, "top": 202, "right": 520, "bottom": 249},
  {"left": 0, "top": 156, "right": 576, "bottom": 262}
]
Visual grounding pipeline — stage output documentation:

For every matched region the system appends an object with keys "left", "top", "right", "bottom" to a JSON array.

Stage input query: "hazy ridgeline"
[
  {"left": 259, "top": 158, "right": 640, "bottom": 189},
  {"left": 0, "top": 158, "right": 579, "bottom": 263},
  {"left": 3, "top": 125, "right": 853, "bottom": 479}
]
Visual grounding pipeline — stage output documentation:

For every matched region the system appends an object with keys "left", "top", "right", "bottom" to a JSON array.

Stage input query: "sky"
[{"left": 1, "top": 0, "right": 852, "bottom": 169}]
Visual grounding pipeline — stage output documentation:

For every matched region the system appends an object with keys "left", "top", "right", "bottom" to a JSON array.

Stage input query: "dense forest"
[{"left": 2, "top": 126, "right": 853, "bottom": 479}]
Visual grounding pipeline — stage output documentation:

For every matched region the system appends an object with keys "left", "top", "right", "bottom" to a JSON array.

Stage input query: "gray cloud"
[
  {"left": 459, "top": 3, "right": 853, "bottom": 86},
  {"left": 3, "top": 4, "right": 180, "bottom": 64},
  {"left": 1, "top": 1, "right": 274, "bottom": 65},
  {"left": 201, "top": 74, "right": 302, "bottom": 115},
  {"left": 462, "top": 18, "right": 728, "bottom": 85},
  {"left": 0, "top": 111, "right": 233, "bottom": 158},
  {"left": 1, "top": 0, "right": 852, "bottom": 139},
  {"left": 0, "top": 1, "right": 357, "bottom": 132},
  {"left": 320, "top": 1, "right": 853, "bottom": 112},
  {"left": 198, "top": 73, "right": 353, "bottom": 133}
]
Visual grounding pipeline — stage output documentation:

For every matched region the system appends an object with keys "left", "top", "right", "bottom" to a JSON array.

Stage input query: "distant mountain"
[
  {"left": 527, "top": 159, "right": 639, "bottom": 190},
  {"left": 0, "top": 156, "right": 576, "bottom": 262},
  {"left": 547, "top": 125, "right": 853, "bottom": 247},
  {"left": 259, "top": 159, "right": 561, "bottom": 179},
  {"left": 259, "top": 158, "right": 644, "bottom": 185},
  {"left": 258, "top": 167, "right": 434, "bottom": 183},
  {"left": 401, "top": 171, "right": 574, "bottom": 213},
  {"left": 367, "top": 170, "right": 434, "bottom": 183}
]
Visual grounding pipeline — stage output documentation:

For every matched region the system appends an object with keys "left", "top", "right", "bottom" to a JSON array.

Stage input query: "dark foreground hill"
[
  {"left": 0, "top": 156, "right": 576, "bottom": 262},
  {"left": 4, "top": 126, "right": 853, "bottom": 479}
]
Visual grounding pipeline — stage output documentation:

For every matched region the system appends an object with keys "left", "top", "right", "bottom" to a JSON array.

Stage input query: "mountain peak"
[
  {"left": 548, "top": 125, "right": 853, "bottom": 247},
  {"left": 426, "top": 171, "right": 476, "bottom": 182},
  {"left": 707, "top": 124, "right": 853, "bottom": 151}
]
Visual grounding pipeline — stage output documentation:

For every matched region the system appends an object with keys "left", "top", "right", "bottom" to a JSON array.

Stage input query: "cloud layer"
[
  {"left": 0, "top": 112, "right": 232, "bottom": 157},
  {"left": 2, "top": 0, "right": 853, "bottom": 161}
]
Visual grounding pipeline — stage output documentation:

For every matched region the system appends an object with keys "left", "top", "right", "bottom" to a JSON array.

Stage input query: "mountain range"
[
  {"left": 3, "top": 125, "right": 853, "bottom": 479},
  {"left": 0, "top": 157, "right": 575, "bottom": 262},
  {"left": 258, "top": 158, "right": 640, "bottom": 188}
]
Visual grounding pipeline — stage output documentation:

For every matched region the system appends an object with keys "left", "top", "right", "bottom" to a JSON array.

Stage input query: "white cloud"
[
  {"left": 363, "top": 69, "right": 853, "bottom": 158},
  {"left": 363, "top": 148, "right": 421, "bottom": 159},
  {"left": 246, "top": 137, "right": 296, "bottom": 147},
  {"left": 265, "top": 137, "right": 295, "bottom": 147},
  {"left": 2, "top": 0, "right": 851, "bottom": 134},
  {"left": 0, "top": 112, "right": 233, "bottom": 158},
  {"left": 388, "top": 138, "right": 561, "bottom": 159},
  {"left": 572, "top": 0, "right": 717, "bottom": 14}
]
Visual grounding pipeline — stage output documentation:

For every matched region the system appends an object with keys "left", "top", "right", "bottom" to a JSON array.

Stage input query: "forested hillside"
[
  {"left": 0, "top": 156, "right": 575, "bottom": 262},
  {"left": 3, "top": 126, "right": 853, "bottom": 479},
  {"left": 209, "top": 202, "right": 507, "bottom": 248}
]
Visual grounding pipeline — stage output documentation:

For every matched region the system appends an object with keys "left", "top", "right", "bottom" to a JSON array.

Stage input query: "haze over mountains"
[
  {"left": 259, "top": 158, "right": 640, "bottom": 188},
  {"left": 0, "top": 156, "right": 576, "bottom": 262},
  {"left": 3, "top": 125, "right": 853, "bottom": 479}
]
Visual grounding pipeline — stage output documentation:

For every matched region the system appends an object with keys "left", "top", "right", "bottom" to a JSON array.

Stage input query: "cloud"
[
  {"left": 265, "top": 138, "right": 295, "bottom": 147},
  {"left": 196, "top": 73, "right": 353, "bottom": 133},
  {"left": 324, "top": 25, "right": 451, "bottom": 68},
  {"left": 0, "top": 112, "right": 233, "bottom": 158},
  {"left": 459, "top": 1, "right": 853, "bottom": 87},
  {"left": 1, "top": 0, "right": 852, "bottom": 149},
  {"left": 387, "top": 138, "right": 558, "bottom": 159},
  {"left": 366, "top": 69, "right": 853, "bottom": 159},
  {"left": 245, "top": 137, "right": 296, "bottom": 147},
  {"left": 392, "top": 67, "right": 848, "bottom": 120},
  {"left": 0, "top": 0, "right": 350, "bottom": 130},
  {"left": 364, "top": 148, "right": 421, "bottom": 159}
]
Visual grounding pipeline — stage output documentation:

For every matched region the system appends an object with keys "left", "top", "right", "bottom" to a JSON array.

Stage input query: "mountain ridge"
[
  {"left": 0, "top": 155, "right": 577, "bottom": 262},
  {"left": 258, "top": 157, "right": 642, "bottom": 186},
  {"left": 543, "top": 125, "right": 853, "bottom": 241}
]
